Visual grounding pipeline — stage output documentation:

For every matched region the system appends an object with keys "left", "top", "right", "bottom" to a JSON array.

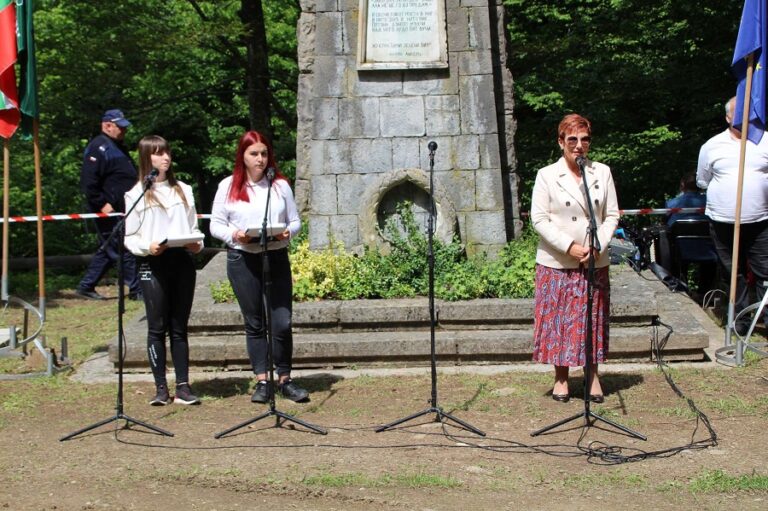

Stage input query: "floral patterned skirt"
[{"left": 532, "top": 264, "right": 610, "bottom": 367}]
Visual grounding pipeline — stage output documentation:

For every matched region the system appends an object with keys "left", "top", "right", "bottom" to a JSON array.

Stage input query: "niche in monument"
[
  {"left": 359, "top": 168, "right": 457, "bottom": 249},
  {"left": 377, "top": 181, "right": 432, "bottom": 239}
]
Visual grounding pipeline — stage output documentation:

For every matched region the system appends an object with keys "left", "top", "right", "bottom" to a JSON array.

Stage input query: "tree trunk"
[{"left": 240, "top": 0, "right": 273, "bottom": 139}]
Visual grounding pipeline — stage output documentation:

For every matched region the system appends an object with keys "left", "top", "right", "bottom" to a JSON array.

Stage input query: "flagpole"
[
  {"left": 727, "top": 52, "right": 755, "bottom": 365},
  {"left": 32, "top": 118, "right": 44, "bottom": 320},
  {"left": 2, "top": 137, "right": 9, "bottom": 300}
]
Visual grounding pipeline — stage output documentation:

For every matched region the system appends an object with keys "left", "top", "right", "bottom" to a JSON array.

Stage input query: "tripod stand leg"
[
  {"left": 273, "top": 410, "right": 327, "bottom": 435},
  {"left": 530, "top": 411, "right": 585, "bottom": 437},
  {"left": 215, "top": 408, "right": 327, "bottom": 438},
  {"left": 60, "top": 412, "right": 174, "bottom": 441},
  {"left": 60, "top": 415, "right": 122, "bottom": 441},
  {"left": 121, "top": 413, "right": 175, "bottom": 437},
  {"left": 589, "top": 412, "right": 646, "bottom": 441},
  {"left": 437, "top": 409, "right": 486, "bottom": 437},
  {"left": 375, "top": 407, "right": 434, "bottom": 433},
  {"left": 214, "top": 410, "right": 273, "bottom": 439},
  {"left": 376, "top": 407, "right": 485, "bottom": 436}
]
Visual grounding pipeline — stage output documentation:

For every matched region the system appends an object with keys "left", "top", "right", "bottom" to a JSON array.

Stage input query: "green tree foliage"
[
  {"left": 506, "top": 0, "right": 743, "bottom": 213},
  {"left": 0, "top": 0, "right": 749, "bottom": 262},
  {"left": 3, "top": 0, "right": 299, "bottom": 257}
]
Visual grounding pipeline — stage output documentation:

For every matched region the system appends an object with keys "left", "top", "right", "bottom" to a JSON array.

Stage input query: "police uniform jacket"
[
  {"left": 530, "top": 157, "right": 619, "bottom": 269},
  {"left": 79, "top": 133, "right": 137, "bottom": 213}
]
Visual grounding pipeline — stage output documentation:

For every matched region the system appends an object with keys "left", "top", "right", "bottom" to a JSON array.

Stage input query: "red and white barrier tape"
[
  {"left": 0, "top": 208, "right": 705, "bottom": 223},
  {"left": 0, "top": 212, "right": 213, "bottom": 223},
  {"left": 619, "top": 207, "right": 704, "bottom": 216}
]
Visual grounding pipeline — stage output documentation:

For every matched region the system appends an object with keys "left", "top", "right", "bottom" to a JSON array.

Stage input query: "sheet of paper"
[
  {"left": 245, "top": 223, "right": 287, "bottom": 238},
  {"left": 159, "top": 233, "right": 205, "bottom": 247}
]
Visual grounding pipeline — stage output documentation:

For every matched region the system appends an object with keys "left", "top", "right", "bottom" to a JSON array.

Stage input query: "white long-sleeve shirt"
[
  {"left": 696, "top": 129, "right": 768, "bottom": 223},
  {"left": 209, "top": 175, "right": 301, "bottom": 253},
  {"left": 123, "top": 180, "right": 203, "bottom": 257}
]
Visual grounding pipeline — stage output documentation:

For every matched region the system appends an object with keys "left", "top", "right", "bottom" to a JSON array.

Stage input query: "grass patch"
[
  {"left": 563, "top": 472, "right": 648, "bottom": 491},
  {"left": 302, "top": 470, "right": 462, "bottom": 489},
  {"left": 0, "top": 295, "right": 143, "bottom": 374},
  {"left": 704, "top": 395, "right": 760, "bottom": 417},
  {"left": 591, "top": 406, "right": 641, "bottom": 427},
  {"left": 689, "top": 469, "right": 768, "bottom": 493},
  {"left": 657, "top": 406, "right": 698, "bottom": 420}
]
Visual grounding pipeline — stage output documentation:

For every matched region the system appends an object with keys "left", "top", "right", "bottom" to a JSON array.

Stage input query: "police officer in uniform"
[{"left": 76, "top": 109, "right": 141, "bottom": 300}]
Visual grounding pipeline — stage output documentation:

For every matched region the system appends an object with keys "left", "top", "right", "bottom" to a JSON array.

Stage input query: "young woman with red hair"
[{"left": 210, "top": 131, "right": 307, "bottom": 403}]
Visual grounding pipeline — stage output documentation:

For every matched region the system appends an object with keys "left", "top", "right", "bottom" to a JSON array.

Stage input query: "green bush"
[{"left": 209, "top": 206, "right": 538, "bottom": 303}]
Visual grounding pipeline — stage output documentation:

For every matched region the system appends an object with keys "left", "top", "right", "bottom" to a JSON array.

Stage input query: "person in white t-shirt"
[
  {"left": 696, "top": 96, "right": 768, "bottom": 333},
  {"left": 210, "top": 131, "right": 307, "bottom": 404},
  {"left": 124, "top": 135, "right": 204, "bottom": 406}
]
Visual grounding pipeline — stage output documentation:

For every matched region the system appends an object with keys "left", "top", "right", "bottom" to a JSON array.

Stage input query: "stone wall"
[{"left": 295, "top": 0, "right": 521, "bottom": 255}]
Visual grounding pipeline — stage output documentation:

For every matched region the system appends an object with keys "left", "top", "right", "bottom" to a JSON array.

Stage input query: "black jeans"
[
  {"left": 137, "top": 248, "right": 196, "bottom": 387},
  {"left": 227, "top": 248, "right": 293, "bottom": 376},
  {"left": 710, "top": 219, "right": 768, "bottom": 328},
  {"left": 79, "top": 217, "right": 141, "bottom": 295}
]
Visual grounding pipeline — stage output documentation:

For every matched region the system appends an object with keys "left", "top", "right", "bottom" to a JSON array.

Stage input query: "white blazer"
[{"left": 530, "top": 157, "right": 619, "bottom": 269}]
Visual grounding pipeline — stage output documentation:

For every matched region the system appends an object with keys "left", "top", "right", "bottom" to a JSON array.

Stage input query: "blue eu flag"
[{"left": 733, "top": 0, "right": 767, "bottom": 144}]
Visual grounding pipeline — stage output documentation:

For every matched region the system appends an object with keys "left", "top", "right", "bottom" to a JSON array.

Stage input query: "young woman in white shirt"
[
  {"left": 124, "top": 135, "right": 204, "bottom": 406},
  {"left": 210, "top": 131, "right": 306, "bottom": 403}
]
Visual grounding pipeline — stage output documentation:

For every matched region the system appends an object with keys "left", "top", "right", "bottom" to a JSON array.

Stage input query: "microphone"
[
  {"left": 144, "top": 167, "right": 159, "bottom": 186},
  {"left": 265, "top": 167, "right": 276, "bottom": 182},
  {"left": 575, "top": 156, "right": 587, "bottom": 168},
  {"left": 428, "top": 141, "right": 438, "bottom": 153}
]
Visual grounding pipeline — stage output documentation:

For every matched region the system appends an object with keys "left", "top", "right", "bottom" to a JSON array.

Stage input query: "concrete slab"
[{"left": 110, "top": 254, "right": 717, "bottom": 372}]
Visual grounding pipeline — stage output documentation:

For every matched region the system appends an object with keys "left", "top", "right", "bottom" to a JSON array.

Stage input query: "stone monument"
[{"left": 295, "top": 0, "right": 522, "bottom": 255}]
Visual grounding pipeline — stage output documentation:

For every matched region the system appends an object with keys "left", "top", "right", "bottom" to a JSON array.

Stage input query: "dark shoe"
[
  {"left": 149, "top": 385, "right": 172, "bottom": 406},
  {"left": 279, "top": 380, "right": 309, "bottom": 402},
  {"left": 174, "top": 383, "right": 200, "bottom": 405},
  {"left": 251, "top": 380, "right": 272, "bottom": 403},
  {"left": 589, "top": 394, "right": 605, "bottom": 403},
  {"left": 75, "top": 287, "right": 106, "bottom": 300},
  {"left": 128, "top": 292, "right": 144, "bottom": 301},
  {"left": 552, "top": 393, "right": 570, "bottom": 403}
]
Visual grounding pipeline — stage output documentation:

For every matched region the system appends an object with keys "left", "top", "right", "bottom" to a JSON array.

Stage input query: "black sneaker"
[
  {"left": 75, "top": 287, "right": 106, "bottom": 300},
  {"left": 251, "top": 380, "right": 272, "bottom": 403},
  {"left": 279, "top": 380, "right": 309, "bottom": 402},
  {"left": 174, "top": 383, "right": 201, "bottom": 405},
  {"left": 149, "top": 385, "right": 172, "bottom": 406}
]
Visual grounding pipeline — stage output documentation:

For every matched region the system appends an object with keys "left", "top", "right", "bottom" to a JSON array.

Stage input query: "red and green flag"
[
  {"left": 0, "top": 0, "right": 20, "bottom": 139},
  {"left": 16, "top": 0, "right": 37, "bottom": 138}
]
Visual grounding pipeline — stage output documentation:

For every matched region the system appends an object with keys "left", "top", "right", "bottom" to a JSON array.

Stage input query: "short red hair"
[{"left": 557, "top": 113, "right": 592, "bottom": 140}]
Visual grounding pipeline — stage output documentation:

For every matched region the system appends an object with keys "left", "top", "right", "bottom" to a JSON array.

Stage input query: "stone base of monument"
[{"left": 110, "top": 253, "right": 712, "bottom": 372}]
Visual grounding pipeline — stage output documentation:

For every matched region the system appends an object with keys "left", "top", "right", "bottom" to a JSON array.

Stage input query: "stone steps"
[{"left": 111, "top": 253, "right": 713, "bottom": 372}]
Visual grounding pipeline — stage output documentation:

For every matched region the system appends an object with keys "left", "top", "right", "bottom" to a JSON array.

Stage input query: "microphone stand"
[
  {"left": 376, "top": 141, "right": 485, "bottom": 437},
  {"left": 531, "top": 157, "right": 645, "bottom": 440},
  {"left": 62, "top": 175, "right": 173, "bottom": 441},
  {"left": 215, "top": 171, "right": 326, "bottom": 438}
]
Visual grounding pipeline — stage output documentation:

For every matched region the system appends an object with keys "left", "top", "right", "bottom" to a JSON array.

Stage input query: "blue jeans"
[
  {"left": 79, "top": 217, "right": 140, "bottom": 295},
  {"left": 710, "top": 219, "right": 768, "bottom": 328},
  {"left": 226, "top": 248, "right": 294, "bottom": 376},
  {"left": 137, "top": 249, "right": 196, "bottom": 387}
]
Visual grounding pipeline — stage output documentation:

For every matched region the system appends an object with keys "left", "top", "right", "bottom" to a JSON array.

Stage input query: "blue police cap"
[{"left": 101, "top": 109, "right": 131, "bottom": 128}]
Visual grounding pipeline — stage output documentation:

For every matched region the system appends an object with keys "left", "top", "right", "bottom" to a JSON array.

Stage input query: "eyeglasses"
[{"left": 564, "top": 136, "right": 591, "bottom": 146}]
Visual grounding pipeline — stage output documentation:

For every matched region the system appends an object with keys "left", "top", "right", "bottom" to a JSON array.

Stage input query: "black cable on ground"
[{"left": 109, "top": 317, "right": 719, "bottom": 465}]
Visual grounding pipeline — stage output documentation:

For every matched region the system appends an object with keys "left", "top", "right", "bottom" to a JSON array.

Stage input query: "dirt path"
[{"left": 2, "top": 361, "right": 768, "bottom": 510}]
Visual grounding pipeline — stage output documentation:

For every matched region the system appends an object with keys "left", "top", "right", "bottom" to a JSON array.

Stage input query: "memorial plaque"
[{"left": 357, "top": 0, "right": 448, "bottom": 70}]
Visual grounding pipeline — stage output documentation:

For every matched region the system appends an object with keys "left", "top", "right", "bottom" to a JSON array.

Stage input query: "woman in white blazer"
[{"left": 530, "top": 114, "right": 619, "bottom": 403}]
